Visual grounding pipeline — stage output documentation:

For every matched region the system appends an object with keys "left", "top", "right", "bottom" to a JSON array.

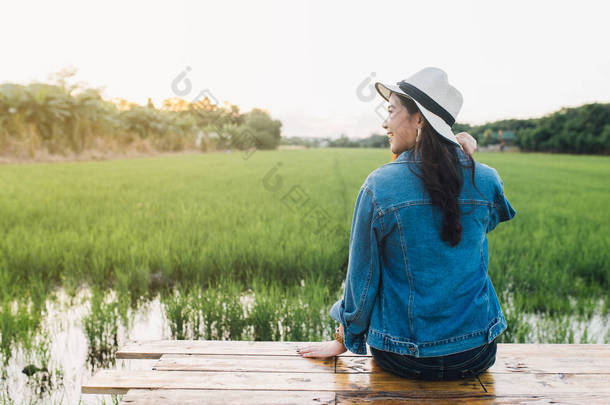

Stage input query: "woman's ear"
[{"left": 416, "top": 112, "right": 425, "bottom": 128}]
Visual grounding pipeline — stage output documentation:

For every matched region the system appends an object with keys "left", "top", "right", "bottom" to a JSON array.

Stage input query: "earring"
[{"left": 416, "top": 128, "right": 421, "bottom": 142}]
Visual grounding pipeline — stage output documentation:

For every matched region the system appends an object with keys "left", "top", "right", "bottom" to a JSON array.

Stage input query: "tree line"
[
  {"left": 283, "top": 103, "right": 610, "bottom": 155},
  {"left": 454, "top": 103, "right": 610, "bottom": 154},
  {"left": 280, "top": 134, "right": 389, "bottom": 149},
  {"left": 3, "top": 68, "right": 608, "bottom": 158},
  {"left": 0, "top": 70, "right": 282, "bottom": 159}
]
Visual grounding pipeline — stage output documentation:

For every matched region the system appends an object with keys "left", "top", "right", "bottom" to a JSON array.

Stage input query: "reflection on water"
[
  {"left": 2, "top": 289, "right": 165, "bottom": 404},
  {"left": 1, "top": 288, "right": 608, "bottom": 404}
]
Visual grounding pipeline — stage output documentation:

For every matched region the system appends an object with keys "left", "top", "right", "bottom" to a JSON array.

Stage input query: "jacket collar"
[
  {"left": 393, "top": 146, "right": 469, "bottom": 164},
  {"left": 394, "top": 148, "right": 421, "bottom": 163}
]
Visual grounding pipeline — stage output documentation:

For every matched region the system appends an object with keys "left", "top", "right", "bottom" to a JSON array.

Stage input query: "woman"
[{"left": 297, "top": 67, "right": 516, "bottom": 381}]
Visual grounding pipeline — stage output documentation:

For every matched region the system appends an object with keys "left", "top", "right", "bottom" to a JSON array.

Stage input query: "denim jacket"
[{"left": 330, "top": 147, "right": 516, "bottom": 357}]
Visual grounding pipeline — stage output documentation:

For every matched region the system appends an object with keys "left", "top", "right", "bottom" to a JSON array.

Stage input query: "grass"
[
  {"left": 477, "top": 152, "right": 610, "bottom": 316},
  {"left": 82, "top": 288, "right": 120, "bottom": 371},
  {"left": 160, "top": 275, "right": 338, "bottom": 342},
  {"left": 0, "top": 148, "right": 608, "bottom": 366}
]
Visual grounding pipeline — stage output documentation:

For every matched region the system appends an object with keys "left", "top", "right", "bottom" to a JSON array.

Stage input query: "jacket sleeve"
[
  {"left": 330, "top": 183, "right": 383, "bottom": 355},
  {"left": 487, "top": 168, "right": 516, "bottom": 232}
]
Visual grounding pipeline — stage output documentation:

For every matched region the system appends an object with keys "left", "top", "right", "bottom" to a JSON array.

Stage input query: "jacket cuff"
[
  {"left": 330, "top": 298, "right": 344, "bottom": 323},
  {"left": 329, "top": 299, "right": 368, "bottom": 355},
  {"left": 344, "top": 330, "right": 368, "bottom": 355}
]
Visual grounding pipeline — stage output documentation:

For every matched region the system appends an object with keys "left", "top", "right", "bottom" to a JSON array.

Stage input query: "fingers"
[
  {"left": 296, "top": 344, "right": 327, "bottom": 358},
  {"left": 296, "top": 345, "right": 319, "bottom": 357},
  {"left": 297, "top": 341, "right": 345, "bottom": 358},
  {"left": 455, "top": 132, "right": 476, "bottom": 156},
  {"left": 298, "top": 350, "right": 316, "bottom": 357}
]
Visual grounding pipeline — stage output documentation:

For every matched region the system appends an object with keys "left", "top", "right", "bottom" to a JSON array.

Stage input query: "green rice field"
[{"left": 0, "top": 148, "right": 609, "bottom": 403}]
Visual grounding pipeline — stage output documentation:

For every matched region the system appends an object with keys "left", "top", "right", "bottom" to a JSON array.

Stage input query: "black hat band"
[{"left": 397, "top": 81, "right": 455, "bottom": 127}]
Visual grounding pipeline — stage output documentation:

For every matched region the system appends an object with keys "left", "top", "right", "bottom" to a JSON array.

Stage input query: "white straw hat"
[{"left": 374, "top": 67, "right": 463, "bottom": 146}]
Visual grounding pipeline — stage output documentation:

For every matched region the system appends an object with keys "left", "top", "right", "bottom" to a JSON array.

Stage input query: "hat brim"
[{"left": 374, "top": 82, "right": 460, "bottom": 147}]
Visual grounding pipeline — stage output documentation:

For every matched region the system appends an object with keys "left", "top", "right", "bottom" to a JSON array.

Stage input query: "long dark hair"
[{"left": 397, "top": 94, "right": 476, "bottom": 246}]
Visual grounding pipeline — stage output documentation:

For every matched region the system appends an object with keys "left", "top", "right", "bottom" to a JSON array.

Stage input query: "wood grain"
[
  {"left": 151, "top": 347, "right": 610, "bottom": 375},
  {"left": 83, "top": 370, "right": 485, "bottom": 395},
  {"left": 118, "top": 390, "right": 610, "bottom": 405},
  {"left": 84, "top": 342, "right": 610, "bottom": 404},
  {"left": 119, "top": 389, "right": 335, "bottom": 405}
]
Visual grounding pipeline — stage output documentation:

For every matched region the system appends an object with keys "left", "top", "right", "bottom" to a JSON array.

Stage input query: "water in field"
[
  {"left": 2, "top": 289, "right": 163, "bottom": 404},
  {"left": 2, "top": 287, "right": 609, "bottom": 405},
  {"left": 1, "top": 284, "right": 337, "bottom": 405}
]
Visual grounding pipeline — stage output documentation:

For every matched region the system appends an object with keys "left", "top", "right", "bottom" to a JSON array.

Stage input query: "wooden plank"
[
  {"left": 336, "top": 393, "right": 610, "bottom": 404},
  {"left": 478, "top": 372, "right": 610, "bottom": 395},
  {"left": 84, "top": 369, "right": 610, "bottom": 396},
  {"left": 151, "top": 349, "right": 610, "bottom": 375},
  {"left": 117, "top": 341, "right": 610, "bottom": 360},
  {"left": 119, "top": 389, "right": 335, "bottom": 405},
  {"left": 83, "top": 370, "right": 485, "bottom": 396},
  {"left": 154, "top": 354, "right": 336, "bottom": 373},
  {"left": 490, "top": 353, "right": 610, "bottom": 374},
  {"left": 119, "top": 390, "right": 610, "bottom": 405},
  {"left": 88, "top": 342, "right": 610, "bottom": 405},
  {"left": 117, "top": 340, "right": 369, "bottom": 359},
  {"left": 334, "top": 348, "right": 610, "bottom": 375},
  {"left": 494, "top": 344, "right": 610, "bottom": 357}
]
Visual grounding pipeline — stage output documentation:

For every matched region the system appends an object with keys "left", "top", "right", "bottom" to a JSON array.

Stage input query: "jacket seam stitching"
[
  {"left": 368, "top": 321, "right": 496, "bottom": 346},
  {"left": 394, "top": 210, "right": 414, "bottom": 337},
  {"left": 351, "top": 184, "right": 379, "bottom": 325},
  {"left": 486, "top": 204, "right": 493, "bottom": 232},
  {"left": 362, "top": 183, "right": 382, "bottom": 214},
  {"left": 388, "top": 157, "right": 471, "bottom": 165},
  {"left": 365, "top": 183, "right": 385, "bottom": 240},
  {"left": 380, "top": 199, "right": 493, "bottom": 216}
]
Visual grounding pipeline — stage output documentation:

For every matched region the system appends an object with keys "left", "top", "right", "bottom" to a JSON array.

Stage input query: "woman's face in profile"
[{"left": 383, "top": 93, "right": 422, "bottom": 154}]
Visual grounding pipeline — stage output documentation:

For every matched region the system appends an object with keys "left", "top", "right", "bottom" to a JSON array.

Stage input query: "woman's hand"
[
  {"left": 296, "top": 340, "right": 347, "bottom": 358},
  {"left": 456, "top": 132, "right": 477, "bottom": 156}
]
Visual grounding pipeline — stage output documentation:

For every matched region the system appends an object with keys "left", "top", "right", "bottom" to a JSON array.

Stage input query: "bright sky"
[{"left": 2, "top": 0, "right": 609, "bottom": 139}]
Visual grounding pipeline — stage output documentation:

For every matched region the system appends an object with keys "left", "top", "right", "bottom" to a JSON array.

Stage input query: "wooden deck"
[{"left": 82, "top": 341, "right": 610, "bottom": 404}]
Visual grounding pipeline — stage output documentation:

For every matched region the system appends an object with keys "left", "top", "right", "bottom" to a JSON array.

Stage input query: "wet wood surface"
[
  {"left": 81, "top": 341, "right": 610, "bottom": 404},
  {"left": 119, "top": 390, "right": 610, "bottom": 405},
  {"left": 153, "top": 348, "right": 610, "bottom": 374}
]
